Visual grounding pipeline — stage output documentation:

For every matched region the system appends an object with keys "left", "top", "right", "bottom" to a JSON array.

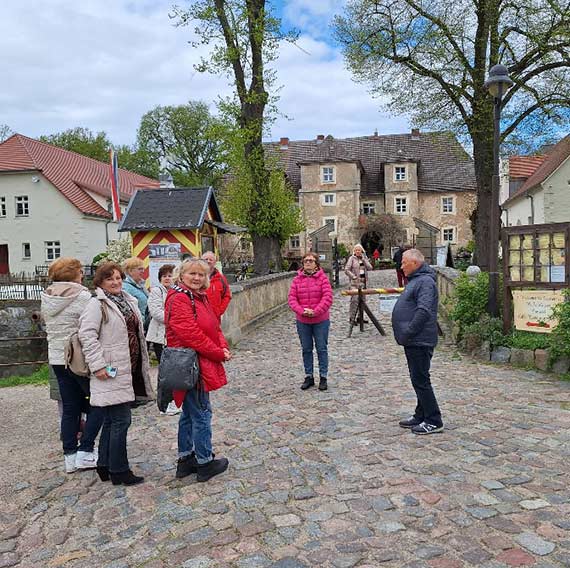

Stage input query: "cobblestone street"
[{"left": 1, "top": 270, "right": 570, "bottom": 568}]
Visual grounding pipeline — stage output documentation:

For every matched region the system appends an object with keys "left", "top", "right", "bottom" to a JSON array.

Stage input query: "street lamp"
[
  {"left": 484, "top": 64, "right": 513, "bottom": 317},
  {"left": 329, "top": 230, "right": 340, "bottom": 288}
]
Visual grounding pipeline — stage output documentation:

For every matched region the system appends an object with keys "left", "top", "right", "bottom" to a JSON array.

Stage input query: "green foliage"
[
  {"left": 508, "top": 331, "right": 550, "bottom": 351},
  {"left": 0, "top": 365, "right": 49, "bottom": 388},
  {"left": 449, "top": 272, "right": 489, "bottom": 337},
  {"left": 549, "top": 290, "right": 570, "bottom": 362},
  {"left": 460, "top": 315, "right": 506, "bottom": 350},
  {"left": 137, "top": 101, "right": 224, "bottom": 187},
  {"left": 336, "top": 243, "right": 349, "bottom": 259},
  {"left": 100, "top": 238, "right": 132, "bottom": 265},
  {"left": 465, "top": 240, "right": 475, "bottom": 253}
]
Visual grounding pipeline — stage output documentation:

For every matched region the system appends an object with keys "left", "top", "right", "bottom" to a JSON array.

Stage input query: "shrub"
[
  {"left": 549, "top": 289, "right": 570, "bottom": 363},
  {"left": 449, "top": 272, "right": 489, "bottom": 338},
  {"left": 460, "top": 315, "right": 506, "bottom": 351},
  {"left": 508, "top": 330, "right": 550, "bottom": 351}
]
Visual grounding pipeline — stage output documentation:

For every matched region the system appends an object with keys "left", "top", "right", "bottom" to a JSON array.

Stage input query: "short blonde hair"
[
  {"left": 173, "top": 258, "right": 210, "bottom": 289},
  {"left": 48, "top": 257, "right": 82, "bottom": 282},
  {"left": 122, "top": 257, "right": 144, "bottom": 272}
]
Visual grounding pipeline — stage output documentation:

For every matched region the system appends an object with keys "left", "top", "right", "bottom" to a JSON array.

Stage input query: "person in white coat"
[
  {"left": 78, "top": 262, "right": 154, "bottom": 486},
  {"left": 41, "top": 257, "right": 102, "bottom": 473},
  {"left": 145, "top": 263, "right": 180, "bottom": 416}
]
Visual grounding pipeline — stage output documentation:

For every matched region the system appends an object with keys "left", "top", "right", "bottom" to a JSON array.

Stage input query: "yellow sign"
[{"left": 512, "top": 290, "right": 564, "bottom": 333}]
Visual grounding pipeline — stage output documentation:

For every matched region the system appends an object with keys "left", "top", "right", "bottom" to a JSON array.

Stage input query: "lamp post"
[
  {"left": 484, "top": 64, "right": 513, "bottom": 317},
  {"left": 329, "top": 230, "right": 340, "bottom": 288}
]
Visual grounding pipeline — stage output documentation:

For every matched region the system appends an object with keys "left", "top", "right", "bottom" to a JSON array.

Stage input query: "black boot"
[
  {"left": 175, "top": 452, "right": 199, "bottom": 479},
  {"left": 110, "top": 470, "right": 144, "bottom": 486},
  {"left": 300, "top": 376, "right": 315, "bottom": 390},
  {"left": 96, "top": 465, "right": 110, "bottom": 482},
  {"left": 197, "top": 457, "right": 229, "bottom": 482},
  {"left": 318, "top": 377, "right": 328, "bottom": 391}
]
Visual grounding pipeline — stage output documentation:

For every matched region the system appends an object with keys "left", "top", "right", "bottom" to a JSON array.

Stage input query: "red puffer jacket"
[
  {"left": 165, "top": 286, "right": 228, "bottom": 393},
  {"left": 288, "top": 268, "right": 333, "bottom": 324},
  {"left": 205, "top": 269, "right": 232, "bottom": 320}
]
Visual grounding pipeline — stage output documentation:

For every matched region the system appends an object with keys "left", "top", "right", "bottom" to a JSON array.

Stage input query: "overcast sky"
[{"left": 0, "top": 0, "right": 410, "bottom": 146}]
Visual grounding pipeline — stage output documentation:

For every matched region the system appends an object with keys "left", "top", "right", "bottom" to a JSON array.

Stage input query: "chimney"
[
  {"left": 279, "top": 137, "right": 289, "bottom": 149},
  {"left": 316, "top": 134, "right": 325, "bottom": 144},
  {"left": 411, "top": 128, "right": 420, "bottom": 140},
  {"left": 159, "top": 173, "right": 174, "bottom": 188}
]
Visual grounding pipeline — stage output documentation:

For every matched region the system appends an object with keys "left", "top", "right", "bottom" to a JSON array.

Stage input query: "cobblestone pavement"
[{"left": 1, "top": 270, "right": 570, "bottom": 568}]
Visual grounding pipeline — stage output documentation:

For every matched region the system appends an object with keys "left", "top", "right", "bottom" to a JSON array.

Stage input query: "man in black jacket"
[{"left": 391, "top": 249, "right": 443, "bottom": 434}]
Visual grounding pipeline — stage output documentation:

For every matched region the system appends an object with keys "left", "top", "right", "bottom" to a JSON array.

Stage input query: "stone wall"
[
  {"left": 0, "top": 300, "right": 47, "bottom": 378},
  {"left": 222, "top": 272, "right": 295, "bottom": 345}
]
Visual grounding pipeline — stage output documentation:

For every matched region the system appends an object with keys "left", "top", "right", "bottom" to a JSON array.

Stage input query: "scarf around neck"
[{"left": 104, "top": 290, "right": 134, "bottom": 319}]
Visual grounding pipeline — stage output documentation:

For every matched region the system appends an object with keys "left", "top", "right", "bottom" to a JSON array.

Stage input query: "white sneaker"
[
  {"left": 76, "top": 451, "right": 98, "bottom": 470},
  {"left": 162, "top": 401, "right": 181, "bottom": 416},
  {"left": 64, "top": 453, "right": 78, "bottom": 474}
]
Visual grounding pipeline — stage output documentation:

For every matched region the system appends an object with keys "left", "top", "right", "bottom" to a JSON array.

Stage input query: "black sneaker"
[
  {"left": 318, "top": 377, "right": 328, "bottom": 391},
  {"left": 175, "top": 452, "right": 198, "bottom": 479},
  {"left": 300, "top": 376, "right": 315, "bottom": 390},
  {"left": 411, "top": 422, "right": 444, "bottom": 435},
  {"left": 399, "top": 416, "right": 422, "bottom": 429},
  {"left": 197, "top": 457, "right": 229, "bottom": 482}
]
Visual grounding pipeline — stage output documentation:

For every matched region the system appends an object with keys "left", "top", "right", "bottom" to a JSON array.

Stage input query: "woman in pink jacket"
[{"left": 288, "top": 252, "right": 334, "bottom": 391}]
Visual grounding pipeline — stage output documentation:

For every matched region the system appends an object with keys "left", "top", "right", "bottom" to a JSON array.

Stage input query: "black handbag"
[{"left": 157, "top": 289, "right": 201, "bottom": 411}]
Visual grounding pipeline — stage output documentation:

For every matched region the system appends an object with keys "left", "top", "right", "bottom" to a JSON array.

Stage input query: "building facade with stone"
[{"left": 270, "top": 130, "right": 477, "bottom": 258}]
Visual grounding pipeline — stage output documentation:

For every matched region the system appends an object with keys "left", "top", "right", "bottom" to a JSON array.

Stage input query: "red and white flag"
[{"left": 109, "top": 149, "right": 122, "bottom": 222}]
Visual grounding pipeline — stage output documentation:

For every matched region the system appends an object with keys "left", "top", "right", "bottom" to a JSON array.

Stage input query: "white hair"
[
  {"left": 353, "top": 244, "right": 365, "bottom": 252},
  {"left": 403, "top": 248, "right": 425, "bottom": 263}
]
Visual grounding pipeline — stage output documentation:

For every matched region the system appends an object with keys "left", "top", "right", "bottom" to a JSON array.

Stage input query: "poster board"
[
  {"left": 512, "top": 290, "right": 564, "bottom": 333},
  {"left": 378, "top": 294, "right": 399, "bottom": 313},
  {"left": 148, "top": 243, "right": 181, "bottom": 287}
]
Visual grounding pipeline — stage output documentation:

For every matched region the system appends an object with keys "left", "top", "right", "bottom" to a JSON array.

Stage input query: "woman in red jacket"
[
  {"left": 288, "top": 252, "right": 334, "bottom": 391},
  {"left": 165, "top": 258, "right": 232, "bottom": 482}
]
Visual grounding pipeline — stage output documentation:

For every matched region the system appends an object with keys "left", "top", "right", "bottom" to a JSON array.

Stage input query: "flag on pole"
[{"left": 109, "top": 149, "right": 122, "bottom": 222}]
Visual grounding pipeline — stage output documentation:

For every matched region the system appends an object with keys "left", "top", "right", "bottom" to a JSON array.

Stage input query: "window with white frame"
[
  {"left": 15, "top": 196, "right": 29, "bottom": 216},
  {"left": 322, "top": 217, "right": 337, "bottom": 232},
  {"left": 322, "top": 193, "right": 336, "bottom": 206},
  {"left": 362, "top": 202, "right": 376, "bottom": 215},
  {"left": 394, "top": 196, "right": 408, "bottom": 214},
  {"left": 441, "top": 196, "right": 455, "bottom": 214},
  {"left": 289, "top": 235, "right": 300, "bottom": 248},
  {"left": 442, "top": 227, "right": 456, "bottom": 243},
  {"left": 394, "top": 166, "right": 407, "bottom": 181},
  {"left": 45, "top": 241, "right": 61, "bottom": 261},
  {"left": 0, "top": 197, "right": 6, "bottom": 217},
  {"left": 22, "top": 243, "right": 31, "bottom": 260},
  {"left": 321, "top": 166, "right": 335, "bottom": 184}
]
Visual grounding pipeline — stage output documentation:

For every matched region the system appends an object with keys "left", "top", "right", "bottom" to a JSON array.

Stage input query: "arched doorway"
[{"left": 360, "top": 231, "right": 384, "bottom": 257}]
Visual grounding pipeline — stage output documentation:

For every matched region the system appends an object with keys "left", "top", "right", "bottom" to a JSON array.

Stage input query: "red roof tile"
[
  {"left": 509, "top": 155, "right": 546, "bottom": 179},
  {"left": 504, "top": 135, "right": 570, "bottom": 205},
  {"left": 0, "top": 134, "right": 159, "bottom": 218}
]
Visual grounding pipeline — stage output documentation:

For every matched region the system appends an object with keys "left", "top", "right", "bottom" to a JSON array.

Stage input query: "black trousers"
[
  {"left": 404, "top": 346, "right": 443, "bottom": 427},
  {"left": 97, "top": 403, "right": 132, "bottom": 474}
]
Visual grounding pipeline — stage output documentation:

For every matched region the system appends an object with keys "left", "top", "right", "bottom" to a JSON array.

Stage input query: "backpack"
[{"left": 64, "top": 301, "right": 109, "bottom": 377}]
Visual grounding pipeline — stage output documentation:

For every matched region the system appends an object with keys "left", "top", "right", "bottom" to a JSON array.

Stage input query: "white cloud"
[{"left": 0, "top": 0, "right": 408, "bottom": 147}]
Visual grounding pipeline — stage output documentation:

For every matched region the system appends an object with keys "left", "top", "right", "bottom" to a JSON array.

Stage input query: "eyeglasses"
[{"left": 303, "top": 259, "right": 316, "bottom": 264}]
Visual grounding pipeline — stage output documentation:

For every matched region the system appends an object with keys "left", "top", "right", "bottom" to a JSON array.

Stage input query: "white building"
[{"left": 0, "top": 134, "right": 159, "bottom": 275}]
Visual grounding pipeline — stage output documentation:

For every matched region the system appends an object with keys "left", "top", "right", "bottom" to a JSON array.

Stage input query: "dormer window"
[
  {"left": 394, "top": 166, "right": 407, "bottom": 181},
  {"left": 321, "top": 166, "right": 335, "bottom": 184}
]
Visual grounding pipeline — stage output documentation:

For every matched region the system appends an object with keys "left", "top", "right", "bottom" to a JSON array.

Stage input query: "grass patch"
[{"left": 0, "top": 364, "right": 50, "bottom": 388}]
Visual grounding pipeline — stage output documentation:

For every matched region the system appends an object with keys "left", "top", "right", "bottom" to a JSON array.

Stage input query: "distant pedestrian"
[
  {"left": 288, "top": 252, "right": 333, "bottom": 391},
  {"left": 372, "top": 248, "right": 380, "bottom": 269},
  {"left": 41, "top": 257, "right": 102, "bottom": 474},
  {"left": 202, "top": 251, "right": 232, "bottom": 321},
  {"left": 344, "top": 244, "right": 372, "bottom": 324},
  {"left": 391, "top": 249, "right": 443, "bottom": 435},
  {"left": 393, "top": 244, "right": 410, "bottom": 287}
]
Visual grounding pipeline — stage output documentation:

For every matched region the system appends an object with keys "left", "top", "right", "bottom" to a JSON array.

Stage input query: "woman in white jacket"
[
  {"left": 78, "top": 261, "right": 154, "bottom": 486},
  {"left": 41, "top": 258, "right": 102, "bottom": 474},
  {"left": 145, "top": 264, "right": 180, "bottom": 416}
]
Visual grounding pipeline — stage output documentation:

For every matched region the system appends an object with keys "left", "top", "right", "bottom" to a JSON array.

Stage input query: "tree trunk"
[{"left": 252, "top": 234, "right": 281, "bottom": 275}]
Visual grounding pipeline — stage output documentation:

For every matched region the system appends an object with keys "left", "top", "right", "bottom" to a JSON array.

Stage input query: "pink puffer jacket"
[{"left": 288, "top": 268, "right": 333, "bottom": 324}]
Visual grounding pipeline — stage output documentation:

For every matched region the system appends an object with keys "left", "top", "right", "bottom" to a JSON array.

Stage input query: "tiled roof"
[
  {"left": 118, "top": 187, "right": 222, "bottom": 231},
  {"left": 509, "top": 155, "right": 546, "bottom": 179},
  {"left": 504, "top": 135, "right": 570, "bottom": 206},
  {"left": 267, "top": 131, "right": 476, "bottom": 195},
  {"left": 0, "top": 134, "right": 159, "bottom": 218}
]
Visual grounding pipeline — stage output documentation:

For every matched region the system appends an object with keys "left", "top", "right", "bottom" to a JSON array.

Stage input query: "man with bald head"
[
  {"left": 391, "top": 248, "right": 443, "bottom": 434},
  {"left": 202, "top": 251, "right": 232, "bottom": 321}
]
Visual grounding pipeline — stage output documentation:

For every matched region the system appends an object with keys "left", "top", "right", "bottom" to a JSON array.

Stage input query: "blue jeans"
[
  {"left": 97, "top": 403, "right": 132, "bottom": 474},
  {"left": 52, "top": 365, "right": 103, "bottom": 455},
  {"left": 177, "top": 390, "right": 213, "bottom": 464},
  {"left": 296, "top": 320, "right": 330, "bottom": 378},
  {"left": 404, "top": 346, "right": 443, "bottom": 427}
]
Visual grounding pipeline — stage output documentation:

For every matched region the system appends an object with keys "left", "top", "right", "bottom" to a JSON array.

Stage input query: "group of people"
[
  {"left": 289, "top": 244, "right": 443, "bottom": 435},
  {"left": 41, "top": 251, "right": 232, "bottom": 485},
  {"left": 41, "top": 243, "right": 443, "bottom": 486}
]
